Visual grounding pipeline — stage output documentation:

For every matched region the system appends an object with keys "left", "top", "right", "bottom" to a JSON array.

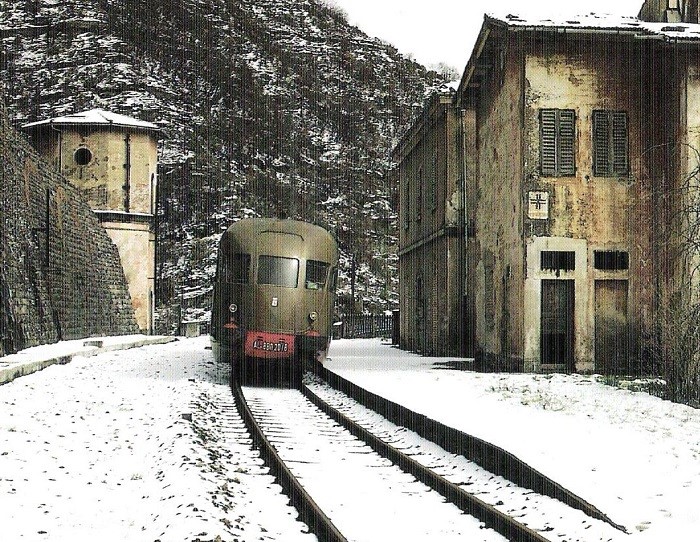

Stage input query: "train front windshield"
[
  {"left": 252, "top": 256, "right": 332, "bottom": 290},
  {"left": 258, "top": 256, "right": 299, "bottom": 288}
]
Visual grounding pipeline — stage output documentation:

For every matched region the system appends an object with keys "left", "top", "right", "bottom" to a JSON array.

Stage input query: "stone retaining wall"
[{"left": 0, "top": 96, "right": 138, "bottom": 356}]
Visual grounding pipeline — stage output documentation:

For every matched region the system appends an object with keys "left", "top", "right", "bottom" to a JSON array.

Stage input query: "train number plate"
[{"left": 244, "top": 332, "right": 295, "bottom": 358}]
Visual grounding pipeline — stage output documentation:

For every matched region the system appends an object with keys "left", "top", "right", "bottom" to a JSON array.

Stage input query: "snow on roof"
[
  {"left": 23, "top": 108, "right": 160, "bottom": 132},
  {"left": 456, "top": 11, "right": 700, "bottom": 102},
  {"left": 484, "top": 11, "right": 700, "bottom": 40}
]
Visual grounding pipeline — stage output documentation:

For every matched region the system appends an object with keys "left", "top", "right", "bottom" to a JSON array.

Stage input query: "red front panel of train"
[{"left": 244, "top": 331, "right": 296, "bottom": 358}]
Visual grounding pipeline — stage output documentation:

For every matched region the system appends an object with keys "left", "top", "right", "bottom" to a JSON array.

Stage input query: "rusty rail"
[
  {"left": 231, "top": 381, "right": 348, "bottom": 542},
  {"left": 302, "top": 383, "right": 551, "bottom": 542},
  {"left": 313, "top": 364, "right": 628, "bottom": 534}
]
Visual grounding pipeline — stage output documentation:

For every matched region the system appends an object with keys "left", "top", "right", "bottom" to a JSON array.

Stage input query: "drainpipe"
[
  {"left": 123, "top": 133, "right": 131, "bottom": 212},
  {"left": 458, "top": 108, "right": 468, "bottom": 357},
  {"left": 49, "top": 121, "right": 62, "bottom": 173},
  {"left": 151, "top": 170, "right": 157, "bottom": 335}
]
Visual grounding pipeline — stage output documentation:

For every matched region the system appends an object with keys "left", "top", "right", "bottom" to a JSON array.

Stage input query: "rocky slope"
[{"left": 1, "top": 0, "right": 448, "bottom": 327}]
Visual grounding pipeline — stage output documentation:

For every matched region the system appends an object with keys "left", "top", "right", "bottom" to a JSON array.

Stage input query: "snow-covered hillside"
[{"left": 0, "top": 0, "right": 450, "bottom": 327}]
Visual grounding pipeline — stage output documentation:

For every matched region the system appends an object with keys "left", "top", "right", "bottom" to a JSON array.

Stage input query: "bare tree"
[
  {"left": 649, "top": 143, "right": 700, "bottom": 405},
  {"left": 428, "top": 62, "right": 460, "bottom": 83}
]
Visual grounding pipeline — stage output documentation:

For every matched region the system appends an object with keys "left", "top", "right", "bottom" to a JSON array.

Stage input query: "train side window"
[
  {"left": 258, "top": 256, "right": 299, "bottom": 288},
  {"left": 222, "top": 253, "right": 250, "bottom": 283},
  {"left": 306, "top": 260, "right": 330, "bottom": 290},
  {"left": 330, "top": 267, "right": 338, "bottom": 291}
]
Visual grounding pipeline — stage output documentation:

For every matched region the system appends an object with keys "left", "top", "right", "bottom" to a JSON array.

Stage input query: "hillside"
[{"left": 0, "top": 0, "right": 449, "bottom": 327}]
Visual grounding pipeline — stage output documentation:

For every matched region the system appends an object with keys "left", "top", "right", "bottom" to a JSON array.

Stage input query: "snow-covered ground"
[
  {"left": 326, "top": 339, "right": 700, "bottom": 541},
  {"left": 1, "top": 335, "right": 698, "bottom": 541},
  {"left": 0, "top": 336, "right": 313, "bottom": 542}
]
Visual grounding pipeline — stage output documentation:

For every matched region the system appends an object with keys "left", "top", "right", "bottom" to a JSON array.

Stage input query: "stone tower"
[{"left": 23, "top": 109, "right": 160, "bottom": 334}]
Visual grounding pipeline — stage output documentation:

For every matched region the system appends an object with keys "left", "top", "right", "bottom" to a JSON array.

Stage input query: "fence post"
[{"left": 392, "top": 310, "right": 400, "bottom": 345}]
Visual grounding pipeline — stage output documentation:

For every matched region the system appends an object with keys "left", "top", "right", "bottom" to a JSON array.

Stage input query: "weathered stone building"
[
  {"left": 394, "top": 93, "right": 464, "bottom": 356},
  {"left": 23, "top": 110, "right": 159, "bottom": 334},
  {"left": 397, "top": 1, "right": 700, "bottom": 372},
  {"left": 0, "top": 97, "right": 138, "bottom": 356}
]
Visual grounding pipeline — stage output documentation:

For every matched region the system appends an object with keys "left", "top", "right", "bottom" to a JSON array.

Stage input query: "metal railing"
[{"left": 333, "top": 314, "right": 393, "bottom": 339}]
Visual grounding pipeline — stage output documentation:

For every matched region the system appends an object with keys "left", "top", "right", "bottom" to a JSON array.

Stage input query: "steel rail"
[
  {"left": 312, "top": 364, "right": 628, "bottom": 534},
  {"left": 302, "top": 382, "right": 550, "bottom": 542},
  {"left": 231, "top": 381, "right": 348, "bottom": 542}
]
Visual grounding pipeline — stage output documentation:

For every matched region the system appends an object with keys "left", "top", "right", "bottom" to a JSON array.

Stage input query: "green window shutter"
[
  {"left": 557, "top": 109, "right": 576, "bottom": 176},
  {"left": 592, "top": 110, "right": 628, "bottom": 177},
  {"left": 593, "top": 110, "right": 610, "bottom": 176},
  {"left": 540, "top": 109, "right": 576, "bottom": 176},
  {"left": 540, "top": 109, "right": 557, "bottom": 176},
  {"left": 611, "top": 112, "right": 629, "bottom": 175}
]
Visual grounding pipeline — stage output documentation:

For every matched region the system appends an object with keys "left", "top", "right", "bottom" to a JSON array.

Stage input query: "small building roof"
[
  {"left": 23, "top": 108, "right": 160, "bottom": 132},
  {"left": 391, "top": 91, "right": 455, "bottom": 162}
]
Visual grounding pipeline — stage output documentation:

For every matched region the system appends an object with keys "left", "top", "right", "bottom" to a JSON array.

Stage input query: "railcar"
[{"left": 210, "top": 218, "right": 338, "bottom": 385}]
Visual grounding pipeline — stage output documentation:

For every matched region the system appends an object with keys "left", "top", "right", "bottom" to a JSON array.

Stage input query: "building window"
[
  {"left": 592, "top": 110, "right": 629, "bottom": 176},
  {"left": 594, "top": 250, "right": 629, "bottom": 270},
  {"left": 429, "top": 152, "right": 437, "bottom": 213},
  {"left": 403, "top": 175, "right": 410, "bottom": 230},
  {"left": 540, "top": 109, "right": 576, "bottom": 176},
  {"left": 74, "top": 147, "right": 93, "bottom": 166},
  {"left": 416, "top": 166, "right": 423, "bottom": 223},
  {"left": 541, "top": 251, "right": 575, "bottom": 271}
]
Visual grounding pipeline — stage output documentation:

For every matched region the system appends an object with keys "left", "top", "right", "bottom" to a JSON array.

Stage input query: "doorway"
[
  {"left": 416, "top": 276, "right": 425, "bottom": 353},
  {"left": 595, "top": 280, "right": 629, "bottom": 373},
  {"left": 541, "top": 279, "right": 575, "bottom": 369}
]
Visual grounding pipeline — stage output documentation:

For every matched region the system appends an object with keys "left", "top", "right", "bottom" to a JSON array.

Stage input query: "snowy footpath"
[{"left": 1, "top": 335, "right": 698, "bottom": 541}]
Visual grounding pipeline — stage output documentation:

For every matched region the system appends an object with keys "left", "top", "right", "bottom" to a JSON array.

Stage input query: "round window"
[{"left": 74, "top": 147, "right": 93, "bottom": 166}]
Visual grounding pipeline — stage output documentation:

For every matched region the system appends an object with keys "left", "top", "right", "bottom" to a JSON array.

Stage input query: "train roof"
[{"left": 223, "top": 218, "right": 337, "bottom": 248}]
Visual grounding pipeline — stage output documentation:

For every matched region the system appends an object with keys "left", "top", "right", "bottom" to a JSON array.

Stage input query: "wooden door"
[
  {"left": 541, "top": 280, "right": 575, "bottom": 369},
  {"left": 416, "top": 276, "right": 425, "bottom": 353},
  {"left": 595, "top": 280, "right": 629, "bottom": 374}
]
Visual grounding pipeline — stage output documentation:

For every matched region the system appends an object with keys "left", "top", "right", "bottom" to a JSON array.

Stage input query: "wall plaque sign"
[{"left": 528, "top": 191, "right": 549, "bottom": 220}]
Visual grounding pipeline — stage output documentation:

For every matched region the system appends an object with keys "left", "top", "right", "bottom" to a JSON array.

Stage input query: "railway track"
[
  {"left": 232, "top": 368, "right": 629, "bottom": 542},
  {"left": 303, "top": 374, "right": 628, "bottom": 541},
  {"left": 237, "top": 384, "right": 510, "bottom": 542}
]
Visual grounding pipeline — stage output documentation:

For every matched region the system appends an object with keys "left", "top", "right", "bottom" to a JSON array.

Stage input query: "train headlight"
[
  {"left": 308, "top": 311, "right": 318, "bottom": 322},
  {"left": 229, "top": 303, "right": 238, "bottom": 314}
]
